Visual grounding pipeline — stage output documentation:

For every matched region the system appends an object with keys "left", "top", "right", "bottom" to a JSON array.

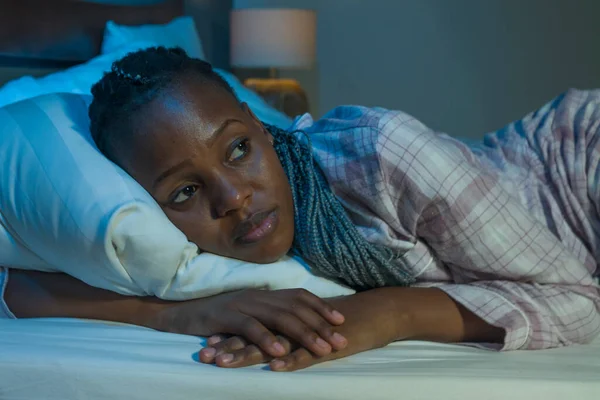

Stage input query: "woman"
[{"left": 3, "top": 47, "right": 599, "bottom": 372}]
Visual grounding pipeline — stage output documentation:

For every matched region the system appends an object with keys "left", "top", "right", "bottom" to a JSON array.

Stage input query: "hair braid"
[{"left": 267, "top": 124, "right": 414, "bottom": 289}]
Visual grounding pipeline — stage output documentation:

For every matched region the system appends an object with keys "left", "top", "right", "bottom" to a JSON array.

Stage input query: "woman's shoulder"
[
  {"left": 290, "top": 105, "right": 386, "bottom": 134},
  {"left": 292, "top": 105, "right": 438, "bottom": 163},
  {"left": 293, "top": 105, "right": 425, "bottom": 141}
]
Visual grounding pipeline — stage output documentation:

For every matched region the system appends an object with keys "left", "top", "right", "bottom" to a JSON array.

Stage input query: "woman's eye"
[
  {"left": 229, "top": 139, "right": 250, "bottom": 162},
  {"left": 172, "top": 185, "right": 197, "bottom": 204}
]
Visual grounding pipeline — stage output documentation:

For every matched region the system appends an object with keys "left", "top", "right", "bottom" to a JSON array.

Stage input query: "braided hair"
[
  {"left": 89, "top": 47, "right": 236, "bottom": 160},
  {"left": 89, "top": 46, "right": 413, "bottom": 289}
]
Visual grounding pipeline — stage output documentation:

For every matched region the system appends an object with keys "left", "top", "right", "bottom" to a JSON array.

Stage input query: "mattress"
[{"left": 1, "top": 318, "right": 598, "bottom": 400}]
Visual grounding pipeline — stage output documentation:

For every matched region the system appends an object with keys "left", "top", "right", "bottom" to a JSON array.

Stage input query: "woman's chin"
[
  {"left": 247, "top": 250, "right": 290, "bottom": 264},
  {"left": 198, "top": 244, "right": 290, "bottom": 265},
  {"left": 234, "top": 245, "right": 291, "bottom": 265},
  {"left": 201, "top": 234, "right": 293, "bottom": 265},
  {"left": 244, "top": 233, "right": 293, "bottom": 264}
]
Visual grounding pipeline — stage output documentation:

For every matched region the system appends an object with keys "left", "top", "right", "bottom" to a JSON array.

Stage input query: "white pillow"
[
  {"left": 0, "top": 41, "right": 158, "bottom": 109},
  {"left": 0, "top": 40, "right": 293, "bottom": 129},
  {"left": 217, "top": 68, "right": 293, "bottom": 129},
  {"left": 0, "top": 93, "right": 353, "bottom": 300},
  {"left": 101, "top": 16, "right": 206, "bottom": 60}
]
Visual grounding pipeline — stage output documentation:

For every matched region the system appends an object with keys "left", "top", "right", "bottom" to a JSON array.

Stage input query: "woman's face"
[{"left": 115, "top": 77, "right": 295, "bottom": 264}]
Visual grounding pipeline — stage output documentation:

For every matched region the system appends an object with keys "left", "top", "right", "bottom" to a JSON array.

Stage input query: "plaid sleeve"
[
  {"left": 377, "top": 111, "right": 600, "bottom": 350},
  {"left": 0, "top": 267, "right": 16, "bottom": 319},
  {"left": 435, "top": 281, "right": 600, "bottom": 350}
]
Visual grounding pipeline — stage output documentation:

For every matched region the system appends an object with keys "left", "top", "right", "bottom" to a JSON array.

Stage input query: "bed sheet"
[{"left": 1, "top": 318, "right": 598, "bottom": 400}]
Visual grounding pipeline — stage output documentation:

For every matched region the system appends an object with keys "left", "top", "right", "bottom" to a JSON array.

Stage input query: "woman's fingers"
[
  {"left": 282, "top": 289, "right": 346, "bottom": 349},
  {"left": 289, "top": 289, "right": 345, "bottom": 326},
  {"left": 202, "top": 335, "right": 295, "bottom": 368},
  {"left": 215, "top": 344, "right": 268, "bottom": 368},
  {"left": 270, "top": 347, "right": 316, "bottom": 372},
  {"left": 202, "top": 336, "right": 327, "bottom": 371},
  {"left": 221, "top": 313, "right": 287, "bottom": 358},
  {"left": 207, "top": 334, "right": 227, "bottom": 346},
  {"left": 241, "top": 306, "right": 333, "bottom": 357},
  {"left": 199, "top": 336, "right": 247, "bottom": 363},
  {"left": 197, "top": 289, "right": 347, "bottom": 359},
  {"left": 237, "top": 289, "right": 347, "bottom": 355},
  {"left": 288, "top": 306, "right": 348, "bottom": 351}
]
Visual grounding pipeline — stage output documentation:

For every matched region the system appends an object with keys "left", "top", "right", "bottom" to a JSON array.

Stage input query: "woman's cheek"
[{"left": 164, "top": 209, "right": 208, "bottom": 244}]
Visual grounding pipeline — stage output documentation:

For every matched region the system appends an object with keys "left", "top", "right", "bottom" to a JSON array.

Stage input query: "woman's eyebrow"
[
  {"left": 206, "top": 118, "right": 244, "bottom": 148},
  {"left": 153, "top": 159, "right": 195, "bottom": 190},
  {"left": 152, "top": 119, "right": 245, "bottom": 189}
]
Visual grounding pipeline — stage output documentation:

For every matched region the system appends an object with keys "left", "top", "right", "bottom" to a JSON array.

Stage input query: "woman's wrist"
[
  {"left": 390, "top": 287, "right": 465, "bottom": 342},
  {"left": 132, "top": 297, "right": 179, "bottom": 331},
  {"left": 380, "top": 287, "right": 505, "bottom": 344},
  {"left": 327, "top": 288, "right": 412, "bottom": 349}
]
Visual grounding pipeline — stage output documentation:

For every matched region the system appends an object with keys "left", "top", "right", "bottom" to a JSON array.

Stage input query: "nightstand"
[{"left": 244, "top": 78, "right": 310, "bottom": 118}]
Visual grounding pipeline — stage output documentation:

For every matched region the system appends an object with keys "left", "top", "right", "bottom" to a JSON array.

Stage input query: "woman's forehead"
[
  {"left": 124, "top": 82, "right": 250, "bottom": 184},
  {"left": 134, "top": 81, "right": 244, "bottom": 144}
]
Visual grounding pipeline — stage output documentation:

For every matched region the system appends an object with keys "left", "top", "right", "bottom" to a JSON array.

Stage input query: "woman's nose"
[{"left": 212, "top": 174, "right": 252, "bottom": 218}]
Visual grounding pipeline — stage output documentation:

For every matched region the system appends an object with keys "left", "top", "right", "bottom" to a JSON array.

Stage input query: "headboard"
[{"left": 0, "top": 0, "right": 233, "bottom": 84}]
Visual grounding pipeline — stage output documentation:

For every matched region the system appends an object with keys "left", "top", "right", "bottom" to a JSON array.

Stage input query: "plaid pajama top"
[{"left": 291, "top": 89, "right": 600, "bottom": 350}]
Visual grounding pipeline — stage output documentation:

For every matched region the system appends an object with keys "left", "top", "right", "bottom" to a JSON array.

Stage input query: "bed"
[
  {"left": 0, "top": 1, "right": 599, "bottom": 399},
  {"left": 1, "top": 318, "right": 598, "bottom": 400}
]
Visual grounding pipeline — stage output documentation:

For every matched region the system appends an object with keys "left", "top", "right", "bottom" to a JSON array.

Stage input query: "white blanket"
[{"left": 1, "top": 318, "right": 598, "bottom": 400}]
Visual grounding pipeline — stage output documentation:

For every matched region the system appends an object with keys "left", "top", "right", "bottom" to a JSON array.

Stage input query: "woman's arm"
[
  {"left": 375, "top": 109, "right": 600, "bottom": 350},
  {"left": 5, "top": 269, "right": 166, "bottom": 326},
  {"left": 200, "top": 286, "right": 505, "bottom": 371},
  {"left": 389, "top": 287, "right": 505, "bottom": 344},
  {"left": 3, "top": 269, "right": 348, "bottom": 358},
  {"left": 5, "top": 269, "right": 505, "bottom": 372}
]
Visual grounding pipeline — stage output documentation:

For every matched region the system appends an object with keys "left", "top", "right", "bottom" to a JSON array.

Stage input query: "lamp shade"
[{"left": 230, "top": 9, "right": 316, "bottom": 69}]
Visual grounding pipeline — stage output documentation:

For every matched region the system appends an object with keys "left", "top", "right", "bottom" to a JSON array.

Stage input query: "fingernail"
[
  {"left": 203, "top": 347, "right": 216, "bottom": 358},
  {"left": 208, "top": 336, "right": 222, "bottom": 345},
  {"left": 316, "top": 337, "right": 330, "bottom": 349},
  {"left": 332, "top": 310, "right": 344, "bottom": 321},
  {"left": 332, "top": 332, "right": 347, "bottom": 345},
  {"left": 273, "top": 342, "right": 285, "bottom": 354},
  {"left": 271, "top": 360, "right": 285, "bottom": 370},
  {"left": 220, "top": 354, "right": 234, "bottom": 364}
]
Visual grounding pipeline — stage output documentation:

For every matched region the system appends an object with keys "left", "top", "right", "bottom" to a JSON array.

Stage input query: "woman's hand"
[
  {"left": 198, "top": 287, "right": 506, "bottom": 371},
  {"left": 199, "top": 287, "right": 406, "bottom": 371},
  {"left": 146, "top": 288, "right": 348, "bottom": 358},
  {"left": 7, "top": 270, "right": 502, "bottom": 369},
  {"left": 5, "top": 271, "right": 347, "bottom": 360}
]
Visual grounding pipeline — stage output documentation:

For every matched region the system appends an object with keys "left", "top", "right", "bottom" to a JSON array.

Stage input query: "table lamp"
[{"left": 230, "top": 8, "right": 316, "bottom": 117}]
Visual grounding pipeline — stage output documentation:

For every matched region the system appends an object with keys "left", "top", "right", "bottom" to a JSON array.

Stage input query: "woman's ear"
[{"left": 241, "top": 102, "right": 273, "bottom": 144}]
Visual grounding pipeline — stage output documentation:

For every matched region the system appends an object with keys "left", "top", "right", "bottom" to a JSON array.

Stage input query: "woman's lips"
[{"left": 234, "top": 208, "right": 279, "bottom": 244}]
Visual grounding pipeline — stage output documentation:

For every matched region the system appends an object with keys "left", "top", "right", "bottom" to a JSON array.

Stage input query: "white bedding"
[{"left": 1, "top": 318, "right": 598, "bottom": 400}]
